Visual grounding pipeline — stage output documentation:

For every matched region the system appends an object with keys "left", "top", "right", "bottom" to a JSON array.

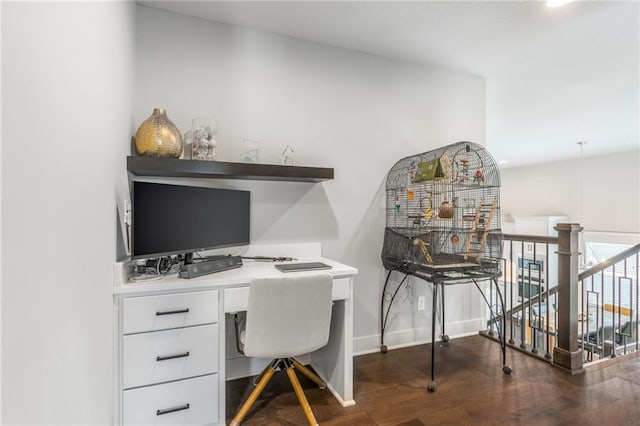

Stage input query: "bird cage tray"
[
  {"left": 382, "top": 227, "right": 502, "bottom": 276},
  {"left": 382, "top": 141, "right": 503, "bottom": 277}
]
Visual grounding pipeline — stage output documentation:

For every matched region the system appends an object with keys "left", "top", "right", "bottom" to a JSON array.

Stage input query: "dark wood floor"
[{"left": 226, "top": 334, "right": 640, "bottom": 425}]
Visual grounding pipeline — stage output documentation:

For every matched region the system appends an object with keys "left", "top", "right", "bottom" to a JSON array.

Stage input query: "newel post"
[{"left": 552, "top": 223, "right": 584, "bottom": 374}]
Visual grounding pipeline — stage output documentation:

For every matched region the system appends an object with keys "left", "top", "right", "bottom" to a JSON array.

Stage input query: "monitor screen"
[{"left": 131, "top": 182, "right": 250, "bottom": 259}]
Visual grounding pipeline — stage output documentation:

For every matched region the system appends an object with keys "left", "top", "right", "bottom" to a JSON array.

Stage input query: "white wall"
[
  {"left": 501, "top": 150, "right": 640, "bottom": 234},
  {"left": 1, "top": 2, "right": 135, "bottom": 424},
  {"left": 485, "top": 2, "right": 639, "bottom": 167},
  {"left": 135, "top": 6, "right": 488, "bottom": 353}
]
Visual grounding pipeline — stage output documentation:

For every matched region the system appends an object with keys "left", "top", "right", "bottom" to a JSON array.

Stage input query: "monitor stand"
[{"left": 178, "top": 255, "right": 243, "bottom": 279}]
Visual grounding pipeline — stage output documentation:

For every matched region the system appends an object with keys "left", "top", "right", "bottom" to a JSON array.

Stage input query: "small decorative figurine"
[
  {"left": 281, "top": 145, "right": 294, "bottom": 165},
  {"left": 451, "top": 234, "right": 460, "bottom": 244}
]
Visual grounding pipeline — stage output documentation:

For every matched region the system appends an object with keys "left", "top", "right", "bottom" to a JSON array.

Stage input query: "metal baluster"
[
  {"left": 612, "top": 264, "right": 617, "bottom": 358},
  {"left": 520, "top": 240, "right": 526, "bottom": 349},
  {"left": 544, "top": 243, "right": 551, "bottom": 359},
  {"left": 531, "top": 243, "right": 540, "bottom": 354},
  {"left": 621, "top": 276, "right": 632, "bottom": 355},
  {"left": 636, "top": 252, "right": 639, "bottom": 352},
  {"left": 580, "top": 277, "right": 585, "bottom": 363},
  {"left": 600, "top": 270, "right": 605, "bottom": 359},
  {"left": 509, "top": 240, "right": 515, "bottom": 345},
  {"left": 488, "top": 271, "right": 495, "bottom": 336},
  {"left": 618, "top": 261, "right": 624, "bottom": 355},
  {"left": 588, "top": 289, "right": 598, "bottom": 362}
]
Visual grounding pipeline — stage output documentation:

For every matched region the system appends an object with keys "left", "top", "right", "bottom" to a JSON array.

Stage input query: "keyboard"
[{"left": 275, "top": 262, "right": 332, "bottom": 272}]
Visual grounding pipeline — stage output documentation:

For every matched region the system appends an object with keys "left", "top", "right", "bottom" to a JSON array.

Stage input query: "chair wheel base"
[
  {"left": 380, "top": 345, "right": 388, "bottom": 353},
  {"left": 503, "top": 365, "right": 513, "bottom": 375},
  {"left": 427, "top": 381, "right": 437, "bottom": 393}
]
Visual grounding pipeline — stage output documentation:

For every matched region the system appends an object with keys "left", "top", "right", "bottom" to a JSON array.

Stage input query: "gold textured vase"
[{"left": 134, "top": 108, "right": 183, "bottom": 158}]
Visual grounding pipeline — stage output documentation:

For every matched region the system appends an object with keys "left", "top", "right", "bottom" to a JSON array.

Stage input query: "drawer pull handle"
[
  {"left": 156, "top": 351, "right": 190, "bottom": 362},
  {"left": 155, "top": 308, "right": 190, "bottom": 316},
  {"left": 156, "top": 403, "right": 190, "bottom": 416}
]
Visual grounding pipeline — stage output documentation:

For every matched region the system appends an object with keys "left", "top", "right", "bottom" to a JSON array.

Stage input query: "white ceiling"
[{"left": 140, "top": 1, "right": 639, "bottom": 167}]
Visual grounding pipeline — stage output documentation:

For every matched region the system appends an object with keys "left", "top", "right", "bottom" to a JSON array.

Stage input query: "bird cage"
[{"left": 382, "top": 141, "right": 502, "bottom": 278}]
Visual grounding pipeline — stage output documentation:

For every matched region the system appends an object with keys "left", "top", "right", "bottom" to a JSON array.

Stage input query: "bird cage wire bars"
[
  {"left": 382, "top": 141, "right": 502, "bottom": 277},
  {"left": 379, "top": 141, "right": 512, "bottom": 392}
]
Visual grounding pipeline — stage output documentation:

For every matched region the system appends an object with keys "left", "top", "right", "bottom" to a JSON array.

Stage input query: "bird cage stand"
[{"left": 380, "top": 141, "right": 512, "bottom": 392}]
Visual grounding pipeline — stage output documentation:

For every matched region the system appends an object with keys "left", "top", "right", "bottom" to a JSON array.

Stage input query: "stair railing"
[
  {"left": 484, "top": 233, "right": 559, "bottom": 362},
  {"left": 578, "top": 243, "right": 640, "bottom": 362},
  {"left": 484, "top": 226, "right": 639, "bottom": 373}
]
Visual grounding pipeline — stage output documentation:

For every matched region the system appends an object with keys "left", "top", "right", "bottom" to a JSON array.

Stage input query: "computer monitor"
[{"left": 131, "top": 181, "right": 250, "bottom": 260}]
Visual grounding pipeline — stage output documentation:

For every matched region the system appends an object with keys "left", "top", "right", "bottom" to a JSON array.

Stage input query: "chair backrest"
[
  {"left": 621, "top": 320, "right": 638, "bottom": 341},
  {"left": 588, "top": 324, "right": 614, "bottom": 345},
  {"left": 244, "top": 273, "right": 333, "bottom": 358}
]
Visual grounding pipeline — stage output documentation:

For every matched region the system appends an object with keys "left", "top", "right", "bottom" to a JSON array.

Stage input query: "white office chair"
[{"left": 230, "top": 273, "right": 333, "bottom": 426}]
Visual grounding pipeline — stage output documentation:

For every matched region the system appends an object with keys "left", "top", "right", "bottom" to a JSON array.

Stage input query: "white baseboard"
[{"left": 353, "top": 317, "right": 485, "bottom": 356}]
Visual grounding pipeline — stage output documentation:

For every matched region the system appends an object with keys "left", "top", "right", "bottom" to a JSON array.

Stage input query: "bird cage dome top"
[
  {"left": 382, "top": 141, "right": 502, "bottom": 278},
  {"left": 386, "top": 141, "right": 500, "bottom": 191}
]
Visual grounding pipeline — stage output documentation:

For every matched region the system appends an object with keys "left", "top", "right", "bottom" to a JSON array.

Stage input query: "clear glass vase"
[{"left": 190, "top": 118, "right": 217, "bottom": 161}]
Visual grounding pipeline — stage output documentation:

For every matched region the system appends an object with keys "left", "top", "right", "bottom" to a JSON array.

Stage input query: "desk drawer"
[
  {"left": 123, "top": 374, "right": 218, "bottom": 426},
  {"left": 332, "top": 278, "right": 350, "bottom": 300},
  {"left": 123, "top": 324, "right": 219, "bottom": 389},
  {"left": 123, "top": 290, "right": 218, "bottom": 334},
  {"left": 224, "top": 287, "right": 249, "bottom": 313}
]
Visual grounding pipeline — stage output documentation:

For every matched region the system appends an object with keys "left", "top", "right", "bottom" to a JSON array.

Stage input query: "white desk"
[{"left": 113, "top": 257, "right": 357, "bottom": 426}]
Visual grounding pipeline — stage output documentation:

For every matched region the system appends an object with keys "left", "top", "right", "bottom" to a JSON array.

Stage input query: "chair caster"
[
  {"left": 380, "top": 345, "right": 388, "bottom": 353},
  {"left": 503, "top": 365, "right": 513, "bottom": 375},
  {"left": 427, "top": 381, "right": 437, "bottom": 393},
  {"left": 441, "top": 335, "right": 450, "bottom": 343}
]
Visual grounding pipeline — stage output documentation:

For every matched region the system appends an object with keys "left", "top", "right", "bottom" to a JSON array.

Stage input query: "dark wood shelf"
[{"left": 127, "top": 156, "right": 333, "bottom": 182}]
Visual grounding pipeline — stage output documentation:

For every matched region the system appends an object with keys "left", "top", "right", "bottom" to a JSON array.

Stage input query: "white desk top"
[{"left": 113, "top": 257, "right": 358, "bottom": 296}]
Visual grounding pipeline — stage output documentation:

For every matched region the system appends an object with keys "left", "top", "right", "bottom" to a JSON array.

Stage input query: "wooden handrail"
[
  {"left": 578, "top": 243, "right": 640, "bottom": 281},
  {"left": 503, "top": 233, "right": 559, "bottom": 245}
]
